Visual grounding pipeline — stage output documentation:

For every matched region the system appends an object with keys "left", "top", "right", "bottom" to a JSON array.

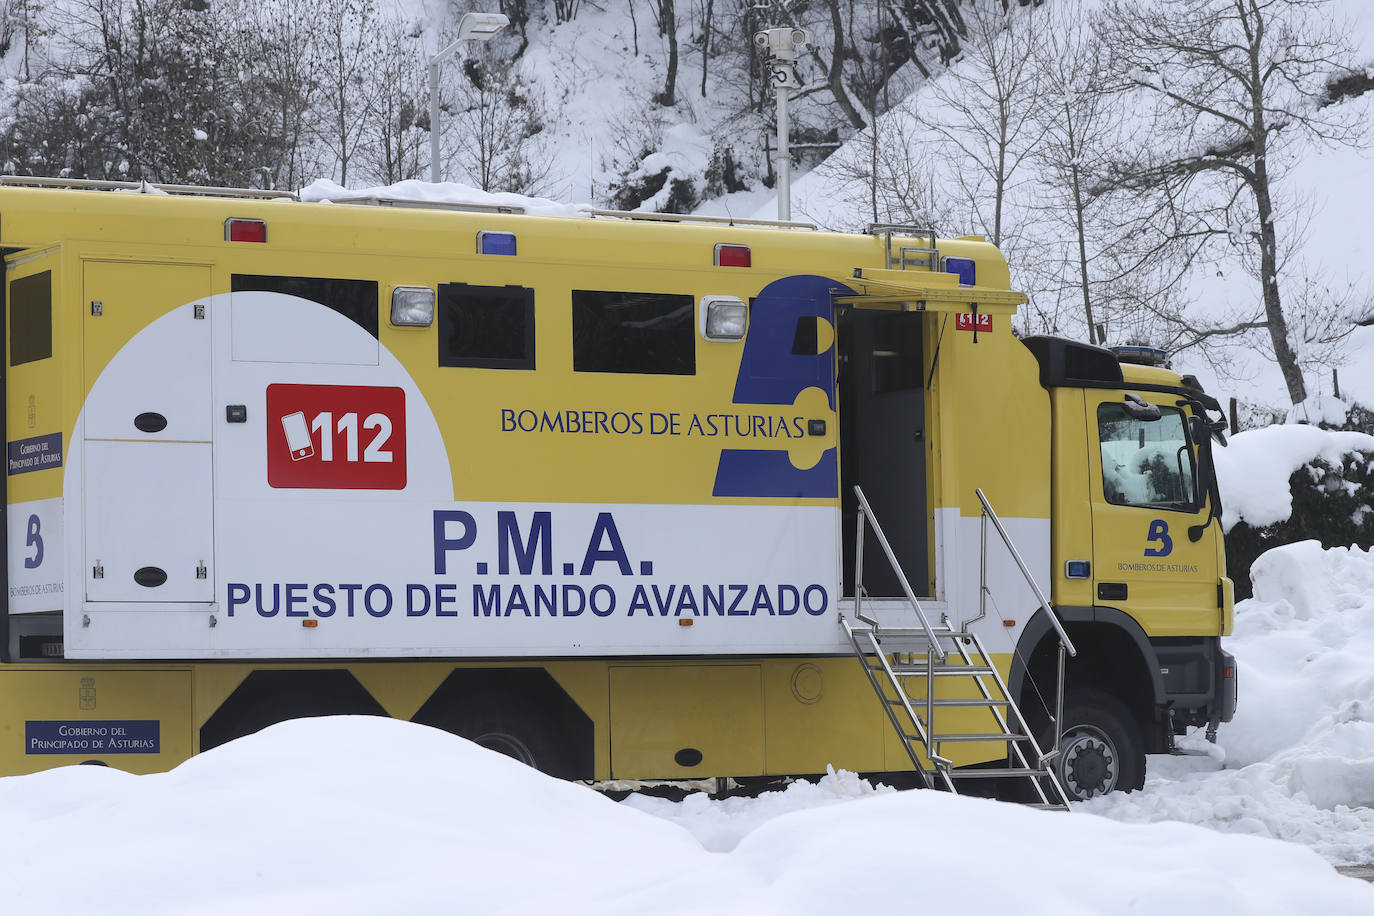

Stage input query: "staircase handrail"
[
  {"left": 974, "top": 487, "right": 1077, "bottom": 658},
  {"left": 852, "top": 485, "right": 945, "bottom": 661}
]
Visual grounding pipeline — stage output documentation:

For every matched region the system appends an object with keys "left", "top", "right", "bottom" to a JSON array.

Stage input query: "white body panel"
[
  {"left": 60, "top": 285, "right": 1048, "bottom": 659},
  {"left": 82, "top": 299, "right": 211, "bottom": 441},
  {"left": 83, "top": 440, "right": 214, "bottom": 602},
  {"left": 7, "top": 497, "right": 64, "bottom": 614}
]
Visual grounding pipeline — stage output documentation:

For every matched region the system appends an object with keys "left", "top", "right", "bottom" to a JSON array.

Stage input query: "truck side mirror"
[{"left": 1122, "top": 392, "right": 1161, "bottom": 421}]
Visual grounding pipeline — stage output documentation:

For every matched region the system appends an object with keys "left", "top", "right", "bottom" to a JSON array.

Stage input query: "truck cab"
[{"left": 1012, "top": 336, "right": 1237, "bottom": 797}]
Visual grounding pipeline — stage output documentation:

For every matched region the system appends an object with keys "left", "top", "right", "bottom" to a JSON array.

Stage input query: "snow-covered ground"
[
  {"left": 4, "top": 423, "right": 1374, "bottom": 912},
  {"left": 1, "top": 708, "right": 1370, "bottom": 915}
]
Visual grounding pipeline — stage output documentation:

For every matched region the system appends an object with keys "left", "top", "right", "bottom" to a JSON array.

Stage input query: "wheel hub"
[
  {"left": 477, "top": 731, "right": 537, "bottom": 767},
  {"left": 1060, "top": 728, "right": 1117, "bottom": 799}
]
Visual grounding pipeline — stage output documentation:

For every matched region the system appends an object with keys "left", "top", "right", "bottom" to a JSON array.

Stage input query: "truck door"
[
  {"left": 1086, "top": 392, "right": 1220, "bottom": 634},
  {"left": 83, "top": 261, "right": 214, "bottom": 602},
  {"left": 838, "top": 307, "right": 927, "bottom": 597}
]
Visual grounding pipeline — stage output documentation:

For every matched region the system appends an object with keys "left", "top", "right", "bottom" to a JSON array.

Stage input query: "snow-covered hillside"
[{"left": 739, "top": 0, "right": 1374, "bottom": 414}]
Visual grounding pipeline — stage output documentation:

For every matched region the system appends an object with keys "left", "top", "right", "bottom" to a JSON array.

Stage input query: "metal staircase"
[{"left": 839, "top": 486, "right": 1076, "bottom": 809}]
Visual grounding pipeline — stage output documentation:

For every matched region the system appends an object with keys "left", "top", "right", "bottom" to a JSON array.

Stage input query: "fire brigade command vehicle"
[{"left": 0, "top": 177, "right": 1236, "bottom": 804}]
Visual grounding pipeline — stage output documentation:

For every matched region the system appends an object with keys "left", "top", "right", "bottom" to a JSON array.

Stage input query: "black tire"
[
  {"left": 445, "top": 694, "right": 579, "bottom": 780},
  {"left": 1044, "top": 689, "right": 1146, "bottom": 801}
]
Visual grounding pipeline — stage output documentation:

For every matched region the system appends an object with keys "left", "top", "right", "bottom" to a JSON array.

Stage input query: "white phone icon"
[{"left": 281, "top": 411, "right": 314, "bottom": 461}]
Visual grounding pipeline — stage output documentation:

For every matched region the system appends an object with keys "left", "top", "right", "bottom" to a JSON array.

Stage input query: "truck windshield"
[{"left": 1097, "top": 403, "right": 1197, "bottom": 510}]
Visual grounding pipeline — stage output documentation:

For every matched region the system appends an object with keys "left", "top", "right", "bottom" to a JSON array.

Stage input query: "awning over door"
[{"left": 831, "top": 267, "right": 1027, "bottom": 313}]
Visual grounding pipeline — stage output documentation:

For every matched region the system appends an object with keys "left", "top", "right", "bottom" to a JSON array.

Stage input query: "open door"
[{"left": 837, "top": 307, "right": 928, "bottom": 597}]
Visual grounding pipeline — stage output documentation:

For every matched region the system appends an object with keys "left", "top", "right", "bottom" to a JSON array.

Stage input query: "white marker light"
[
  {"left": 701, "top": 295, "right": 748, "bottom": 341},
  {"left": 391, "top": 286, "right": 435, "bottom": 327}
]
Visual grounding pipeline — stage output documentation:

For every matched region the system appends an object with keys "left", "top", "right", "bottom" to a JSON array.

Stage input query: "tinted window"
[
  {"left": 438, "top": 283, "right": 535, "bottom": 370},
  {"left": 871, "top": 311, "right": 922, "bottom": 393},
  {"left": 1098, "top": 403, "right": 1197, "bottom": 510},
  {"left": 232, "top": 274, "right": 379, "bottom": 338},
  {"left": 10, "top": 271, "right": 52, "bottom": 366},
  {"left": 572, "top": 290, "right": 694, "bottom": 375}
]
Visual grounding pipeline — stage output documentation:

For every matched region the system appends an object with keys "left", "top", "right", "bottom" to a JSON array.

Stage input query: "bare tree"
[
  {"left": 813, "top": 101, "right": 961, "bottom": 232},
  {"left": 1097, "top": 0, "right": 1367, "bottom": 405},
  {"left": 443, "top": 52, "right": 553, "bottom": 194},
  {"left": 231, "top": 0, "right": 327, "bottom": 190},
  {"left": 925, "top": 0, "right": 1044, "bottom": 248},
  {"left": 310, "top": 0, "right": 382, "bottom": 186},
  {"left": 354, "top": 16, "right": 427, "bottom": 185}
]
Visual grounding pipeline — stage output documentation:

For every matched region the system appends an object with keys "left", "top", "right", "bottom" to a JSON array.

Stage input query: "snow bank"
[
  {"left": 2, "top": 715, "right": 1371, "bottom": 913},
  {"left": 1214, "top": 423, "right": 1374, "bottom": 530},
  {"left": 1078, "top": 541, "right": 1374, "bottom": 864}
]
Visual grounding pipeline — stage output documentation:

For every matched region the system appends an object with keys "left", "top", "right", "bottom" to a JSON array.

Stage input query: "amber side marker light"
[
  {"left": 302, "top": 619, "right": 319, "bottom": 629},
  {"left": 678, "top": 619, "right": 694, "bottom": 627}
]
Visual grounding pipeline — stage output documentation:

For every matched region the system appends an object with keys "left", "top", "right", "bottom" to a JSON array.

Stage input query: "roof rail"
[
  {"left": 323, "top": 193, "right": 524, "bottom": 215},
  {"left": 587, "top": 208, "right": 816, "bottom": 230},
  {"left": 0, "top": 175, "right": 297, "bottom": 200}
]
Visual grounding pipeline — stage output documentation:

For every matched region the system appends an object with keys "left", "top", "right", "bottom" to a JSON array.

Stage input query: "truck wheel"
[
  {"left": 1046, "top": 689, "right": 1145, "bottom": 800},
  {"left": 445, "top": 696, "right": 577, "bottom": 780}
]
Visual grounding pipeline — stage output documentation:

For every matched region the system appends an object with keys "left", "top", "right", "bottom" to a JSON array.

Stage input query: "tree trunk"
[
  {"left": 824, "top": 0, "right": 866, "bottom": 130},
  {"left": 699, "top": 0, "right": 712, "bottom": 97},
  {"left": 1065, "top": 104, "right": 1095, "bottom": 342},
  {"left": 1247, "top": 9, "right": 1306, "bottom": 405},
  {"left": 657, "top": 0, "right": 677, "bottom": 106}
]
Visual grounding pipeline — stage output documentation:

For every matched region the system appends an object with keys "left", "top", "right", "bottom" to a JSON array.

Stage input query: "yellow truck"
[{"left": 0, "top": 178, "right": 1236, "bottom": 802}]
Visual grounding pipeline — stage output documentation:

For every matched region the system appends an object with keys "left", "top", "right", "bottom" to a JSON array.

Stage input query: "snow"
[
  {"left": 3, "top": 714, "right": 1372, "bottom": 914},
  {"left": 2, "top": 430, "right": 1373, "bottom": 911},
  {"left": 298, "top": 177, "right": 592, "bottom": 218},
  {"left": 1080, "top": 541, "right": 1374, "bottom": 866},
  {"left": 10, "top": 433, "right": 1374, "bottom": 910},
  {"left": 1213, "top": 423, "right": 1374, "bottom": 530}
]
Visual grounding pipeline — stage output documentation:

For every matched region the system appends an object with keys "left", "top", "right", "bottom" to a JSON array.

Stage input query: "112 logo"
[{"left": 266, "top": 384, "right": 407, "bottom": 490}]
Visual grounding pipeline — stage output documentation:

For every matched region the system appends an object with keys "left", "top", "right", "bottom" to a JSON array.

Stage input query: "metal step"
[
  {"left": 839, "top": 484, "right": 1073, "bottom": 810},
  {"left": 890, "top": 664, "right": 996, "bottom": 676},
  {"left": 947, "top": 768, "right": 1055, "bottom": 780}
]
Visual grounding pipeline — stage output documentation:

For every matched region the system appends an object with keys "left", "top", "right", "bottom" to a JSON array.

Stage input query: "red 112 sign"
[
  {"left": 267, "top": 383, "right": 407, "bottom": 490},
  {"left": 955, "top": 312, "right": 992, "bottom": 332}
]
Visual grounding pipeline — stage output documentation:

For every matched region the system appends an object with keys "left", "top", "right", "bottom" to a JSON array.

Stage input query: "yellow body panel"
[{"left": 0, "top": 666, "right": 193, "bottom": 775}]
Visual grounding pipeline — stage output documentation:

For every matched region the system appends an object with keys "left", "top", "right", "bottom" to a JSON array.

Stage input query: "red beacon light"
[
  {"left": 714, "top": 243, "right": 751, "bottom": 267},
  {"left": 224, "top": 218, "right": 267, "bottom": 243}
]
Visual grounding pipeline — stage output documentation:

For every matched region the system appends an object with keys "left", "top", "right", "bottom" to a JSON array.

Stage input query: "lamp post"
[
  {"left": 754, "top": 27, "right": 809, "bottom": 221},
  {"left": 429, "top": 11, "right": 510, "bottom": 184}
]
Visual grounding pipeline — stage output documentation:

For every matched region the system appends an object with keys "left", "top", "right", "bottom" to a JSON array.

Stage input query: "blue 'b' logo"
[{"left": 1144, "top": 519, "right": 1172, "bottom": 557}]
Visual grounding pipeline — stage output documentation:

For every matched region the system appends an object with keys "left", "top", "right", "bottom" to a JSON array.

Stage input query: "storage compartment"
[{"left": 609, "top": 665, "right": 763, "bottom": 778}]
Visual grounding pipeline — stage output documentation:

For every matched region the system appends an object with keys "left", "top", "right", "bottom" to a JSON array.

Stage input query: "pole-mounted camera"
[{"left": 754, "top": 28, "right": 810, "bottom": 220}]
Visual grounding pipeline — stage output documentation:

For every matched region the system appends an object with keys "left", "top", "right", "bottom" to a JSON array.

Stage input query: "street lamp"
[{"left": 429, "top": 11, "right": 510, "bottom": 184}]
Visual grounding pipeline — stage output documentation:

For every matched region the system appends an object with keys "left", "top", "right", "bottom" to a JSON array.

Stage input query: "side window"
[
  {"left": 232, "top": 274, "right": 379, "bottom": 338},
  {"left": 870, "top": 311, "right": 922, "bottom": 393},
  {"left": 572, "top": 290, "right": 694, "bottom": 375},
  {"left": 10, "top": 271, "right": 52, "bottom": 366},
  {"left": 1097, "top": 402, "right": 1197, "bottom": 510},
  {"left": 438, "top": 283, "right": 535, "bottom": 370}
]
